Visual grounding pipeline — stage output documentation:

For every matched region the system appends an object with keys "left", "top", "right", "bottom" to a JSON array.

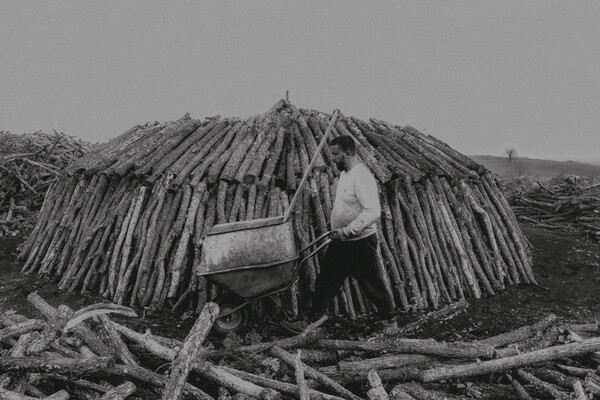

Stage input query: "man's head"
[{"left": 330, "top": 135, "right": 357, "bottom": 171}]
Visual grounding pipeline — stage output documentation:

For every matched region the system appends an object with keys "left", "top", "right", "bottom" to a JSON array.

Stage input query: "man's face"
[{"left": 330, "top": 144, "right": 348, "bottom": 171}]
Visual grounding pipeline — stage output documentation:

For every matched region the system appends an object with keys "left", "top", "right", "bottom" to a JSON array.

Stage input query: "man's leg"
[
  {"left": 280, "top": 241, "right": 350, "bottom": 335},
  {"left": 309, "top": 241, "right": 352, "bottom": 318},
  {"left": 351, "top": 235, "right": 396, "bottom": 321}
]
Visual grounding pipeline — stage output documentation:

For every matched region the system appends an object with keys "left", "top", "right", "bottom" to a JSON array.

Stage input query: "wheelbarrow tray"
[{"left": 197, "top": 216, "right": 299, "bottom": 299}]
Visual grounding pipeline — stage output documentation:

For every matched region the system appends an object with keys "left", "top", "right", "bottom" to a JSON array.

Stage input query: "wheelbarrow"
[
  {"left": 197, "top": 216, "right": 331, "bottom": 334},
  {"left": 196, "top": 109, "right": 339, "bottom": 334}
]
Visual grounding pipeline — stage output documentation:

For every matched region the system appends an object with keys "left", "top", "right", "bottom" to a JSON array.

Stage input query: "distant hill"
[{"left": 470, "top": 155, "right": 600, "bottom": 180}]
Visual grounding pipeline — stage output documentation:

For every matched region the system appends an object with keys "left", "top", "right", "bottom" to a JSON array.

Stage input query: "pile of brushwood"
[
  {"left": 509, "top": 176, "right": 600, "bottom": 241},
  {"left": 2, "top": 294, "right": 600, "bottom": 400},
  {"left": 0, "top": 130, "right": 94, "bottom": 237}
]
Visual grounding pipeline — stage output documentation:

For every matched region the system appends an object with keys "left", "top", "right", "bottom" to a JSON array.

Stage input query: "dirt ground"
[{"left": 1, "top": 223, "right": 599, "bottom": 343}]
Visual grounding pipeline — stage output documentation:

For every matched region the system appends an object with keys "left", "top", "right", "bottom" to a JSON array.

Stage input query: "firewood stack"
[
  {"left": 2, "top": 294, "right": 600, "bottom": 400},
  {"left": 18, "top": 100, "right": 534, "bottom": 316},
  {"left": 509, "top": 177, "right": 600, "bottom": 240},
  {"left": 0, "top": 130, "right": 94, "bottom": 237}
]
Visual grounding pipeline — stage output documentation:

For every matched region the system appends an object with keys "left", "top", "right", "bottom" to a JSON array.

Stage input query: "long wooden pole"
[{"left": 283, "top": 110, "right": 338, "bottom": 222}]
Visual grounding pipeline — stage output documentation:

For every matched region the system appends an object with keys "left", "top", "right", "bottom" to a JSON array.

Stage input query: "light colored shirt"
[{"left": 330, "top": 163, "right": 380, "bottom": 240}]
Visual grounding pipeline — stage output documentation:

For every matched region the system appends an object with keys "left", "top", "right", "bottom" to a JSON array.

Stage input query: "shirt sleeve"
[{"left": 341, "top": 167, "right": 381, "bottom": 237}]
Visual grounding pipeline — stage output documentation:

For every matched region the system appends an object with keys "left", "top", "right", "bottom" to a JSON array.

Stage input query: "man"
[{"left": 281, "top": 135, "right": 398, "bottom": 335}]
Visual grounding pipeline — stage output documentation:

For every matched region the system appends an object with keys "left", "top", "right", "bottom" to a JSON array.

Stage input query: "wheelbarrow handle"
[{"left": 298, "top": 230, "right": 332, "bottom": 267}]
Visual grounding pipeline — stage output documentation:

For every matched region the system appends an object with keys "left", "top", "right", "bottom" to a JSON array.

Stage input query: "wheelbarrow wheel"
[{"left": 213, "top": 294, "right": 249, "bottom": 336}]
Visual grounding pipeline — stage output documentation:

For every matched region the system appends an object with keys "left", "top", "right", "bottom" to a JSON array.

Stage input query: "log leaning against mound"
[{"left": 197, "top": 110, "right": 340, "bottom": 334}]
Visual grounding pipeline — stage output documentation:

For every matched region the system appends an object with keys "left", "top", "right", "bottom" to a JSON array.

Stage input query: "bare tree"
[{"left": 504, "top": 146, "right": 518, "bottom": 162}]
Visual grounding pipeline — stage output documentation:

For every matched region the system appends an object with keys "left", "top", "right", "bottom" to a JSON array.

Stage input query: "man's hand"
[{"left": 330, "top": 229, "right": 346, "bottom": 241}]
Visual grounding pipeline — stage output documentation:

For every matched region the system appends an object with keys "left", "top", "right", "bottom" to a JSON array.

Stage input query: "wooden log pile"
[
  {"left": 0, "top": 130, "right": 94, "bottom": 238},
  {"left": 4, "top": 293, "right": 599, "bottom": 400},
  {"left": 508, "top": 177, "right": 600, "bottom": 240},
  {"left": 18, "top": 101, "right": 534, "bottom": 316}
]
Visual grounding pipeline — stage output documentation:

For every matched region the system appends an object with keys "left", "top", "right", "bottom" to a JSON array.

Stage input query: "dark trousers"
[{"left": 310, "top": 234, "right": 395, "bottom": 321}]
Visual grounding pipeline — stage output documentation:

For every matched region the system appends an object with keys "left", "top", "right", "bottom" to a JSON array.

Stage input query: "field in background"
[{"left": 471, "top": 155, "right": 600, "bottom": 180}]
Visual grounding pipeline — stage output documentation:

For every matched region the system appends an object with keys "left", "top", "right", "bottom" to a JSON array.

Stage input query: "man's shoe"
[{"left": 279, "top": 319, "right": 309, "bottom": 335}]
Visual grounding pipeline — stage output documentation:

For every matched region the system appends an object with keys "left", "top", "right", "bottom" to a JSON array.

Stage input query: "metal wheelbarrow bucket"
[{"left": 197, "top": 215, "right": 330, "bottom": 334}]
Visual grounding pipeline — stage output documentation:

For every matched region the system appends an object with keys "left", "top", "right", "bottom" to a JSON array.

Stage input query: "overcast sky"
[{"left": 1, "top": 1, "right": 599, "bottom": 162}]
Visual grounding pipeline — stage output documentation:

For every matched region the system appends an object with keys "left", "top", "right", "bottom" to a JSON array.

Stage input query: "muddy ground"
[{"left": 1, "top": 223, "right": 599, "bottom": 343}]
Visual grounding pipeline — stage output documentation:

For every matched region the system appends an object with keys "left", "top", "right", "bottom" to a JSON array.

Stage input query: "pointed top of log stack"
[{"left": 65, "top": 100, "right": 486, "bottom": 187}]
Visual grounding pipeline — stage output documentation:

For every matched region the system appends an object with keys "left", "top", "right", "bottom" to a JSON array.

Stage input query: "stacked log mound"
[
  {"left": 2, "top": 294, "right": 600, "bottom": 400},
  {"left": 509, "top": 178, "right": 600, "bottom": 240},
  {"left": 19, "top": 100, "right": 534, "bottom": 315},
  {"left": 0, "top": 130, "right": 94, "bottom": 237}
]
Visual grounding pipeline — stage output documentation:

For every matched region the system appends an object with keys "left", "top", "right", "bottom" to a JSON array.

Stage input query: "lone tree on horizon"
[{"left": 504, "top": 146, "right": 518, "bottom": 162}]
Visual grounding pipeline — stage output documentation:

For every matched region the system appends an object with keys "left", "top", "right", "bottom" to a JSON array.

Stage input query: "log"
[
  {"left": 0, "top": 388, "right": 69, "bottom": 400},
  {"left": 572, "top": 381, "right": 587, "bottom": 400},
  {"left": 97, "top": 315, "right": 138, "bottom": 367},
  {"left": 393, "top": 382, "right": 458, "bottom": 400},
  {"left": 294, "top": 350, "right": 310, "bottom": 400},
  {"left": 0, "top": 356, "right": 113, "bottom": 375},
  {"left": 366, "top": 370, "right": 389, "bottom": 400},
  {"left": 167, "top": 183, "right": 206, "bottom": 297},
  {"left": 26, "top": 304, "right": 73, "bottom": 355},
  {"left": 245, "top": 125, "right": 277, "bottom": 184},
  {"left": 286, "top": 128, "right": 298, "bottom": 191},
  {"left": 415, "top": 185, "right": 458, "bottom": 301},
  {"left": 220, "top": 124, "right": 259, "bottom": 183},
  {"left": 396, "top": 187, "right": 440, "bottom": 307},
  {"left": 387, "top": 180, "right": 424, "bottom": 308},
  {"left": 313, "top": 339, "right": 494, "bottom": 359},
  {"left": 258, "top": 128, "right": 286, "bottom": 188},
  {"left": 529, "top": 368, "right": 578, "bottom": 389},
  {"left": 105, "top": 121, "right": 185, "bottom": 176},
  {"left": 220, "top": 366, "right": 346, "bottom": 400},
  {"left": 162, "top": 302, "right": 219, "bottom": 400},
  {"left": 208, "top": 123, "right": 251, "bottom": 184},
  {"left": 480, "top": 314, "right": 558, "bottom": 349},
  {"left": 0, "top": 319, "right": 46, "bottom": 342},
  {"left": 233, "top": 127, "right": 267, "bottom": 184},
  {"left": 194, "top": 362, "right": 282, "bottom": 400},
  {"left": 170, "top": 120, "right": 232, "bottom": 186},
  {"left": 507, "top": 374, "right": 534, "bottom": 400},
  {"left": 556, "top": 364, "right": 596, "bottom": 378},
  {"left": 295, "top": 117, "right": 326, "bottom": 171},
  {"left": 134, "top": 118, "right": 204, "bottom": 177},
  {"left": 270, "top": 346, "right": 364, "bottom": 400},
  {"left": 100, "top": 364, "right": 213, "bottom": 400},
  {"left": 0, "top": 332, "right": 37, "bottom": 389},
  {"left": 189, "top": 121, "right": 243, "bottom": 186},
  {"left": 99, "top": 381, "right": 136, "bottom": 400},
  {"left": 111, "top": 323, "right": 178, "bottom": 361},
  {"left": 124, "top": 177, "right": 174, "bottom": 304},
  {"left": 514, "top": 369, "right": 569, "bottom": 400},
  {"left": 336, "top": 354, "right": 433, "bottom": 373},
  {"left": 106, "top": 186, "right": 146, "bottom": 298},
  {"left": 206, "top": 330, "right": 323, "bottom": 360},
  {"left": 146, "top": 119, "right": 219, "bottom": 184},
  {"left": 389, "top": 386, "right": 416, "bottom": 400},
  {"left": 419, "top": 337, "right": 600, "bottom": 383},
  {"left": 27, "top": 292, "right": 114, "bottom": 358},
  {"left": 397, "top": 299, "right": 469, "bottom": 337},
  {"left": 139, "top": 189, "right": 183, "bottom": 307}
]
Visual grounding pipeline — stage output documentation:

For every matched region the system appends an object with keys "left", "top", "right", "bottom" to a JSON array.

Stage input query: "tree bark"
[{"left": 162, "top": 302, "right": 219, "bottom": 400}]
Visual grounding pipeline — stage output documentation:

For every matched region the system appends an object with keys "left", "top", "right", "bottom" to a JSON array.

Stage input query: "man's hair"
[{"left": 330, "top": 135, "right": 357, "bottom": 154}]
